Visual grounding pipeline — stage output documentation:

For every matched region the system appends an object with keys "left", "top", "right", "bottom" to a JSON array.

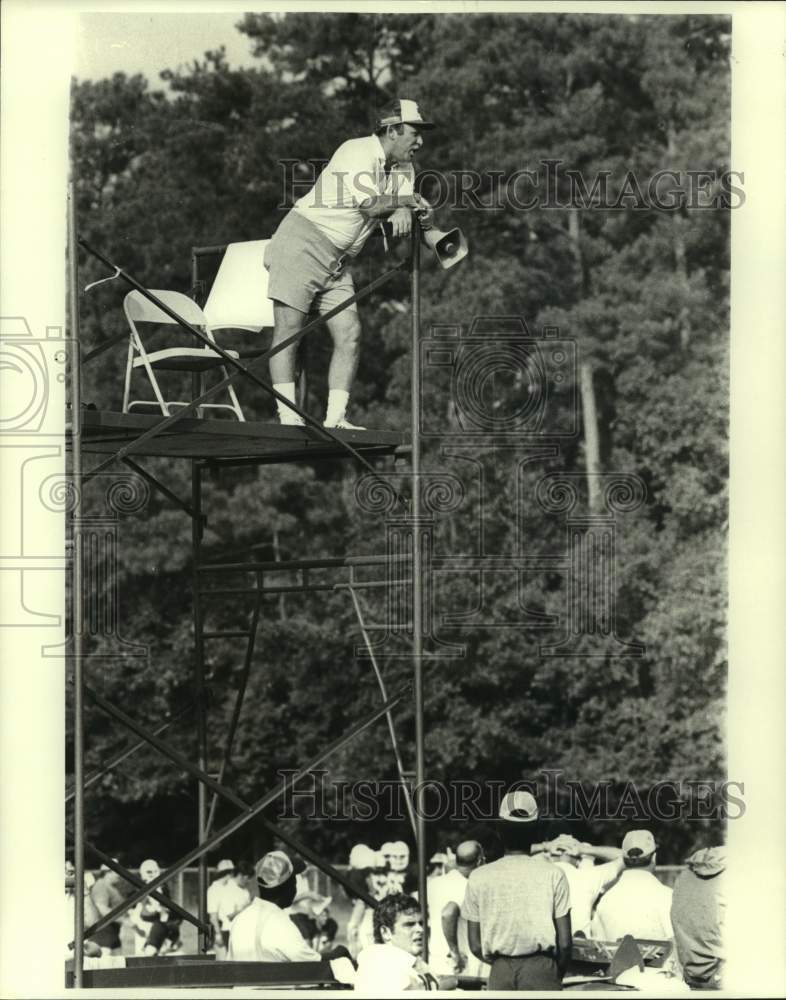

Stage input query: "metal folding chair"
[{"left": 122, "top": 289, "right": 245, "bottom": 420}]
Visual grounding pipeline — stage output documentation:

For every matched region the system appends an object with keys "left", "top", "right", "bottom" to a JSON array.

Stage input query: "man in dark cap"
[
  {"left": 264, "top": 99, "right": 434, "bottom": 430},
  {"left": 461, "top": 789, "right": 572, "bottom": 990}
]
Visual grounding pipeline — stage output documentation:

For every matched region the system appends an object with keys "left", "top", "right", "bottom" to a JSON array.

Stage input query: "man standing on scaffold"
[{"left": 264, "top": 99, "right": 435, "bottom": 430}]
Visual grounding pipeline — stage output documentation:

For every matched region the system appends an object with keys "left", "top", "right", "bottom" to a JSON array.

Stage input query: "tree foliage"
[{"left": 70, "top": 12, "right": 730, "bottom": 864}]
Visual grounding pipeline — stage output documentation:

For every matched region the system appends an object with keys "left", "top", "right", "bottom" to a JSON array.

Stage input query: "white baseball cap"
[
  {"left": 622, "top": 830, "right": 656, "bottom": 861},
  {"left": 376, "top": 99, "right": 435, "bottom": 131},
  {"left": 349, "top": 844, "right": 376, "bottom": 870},
  {"left": 255, "top": 851, "right": 305, "bottom": 889},
  {"left": 139, "top": 858, "right": 161, "bottom": 880},
  {"left": 499, "top": 789, "right": 539, "bottom": 823}
]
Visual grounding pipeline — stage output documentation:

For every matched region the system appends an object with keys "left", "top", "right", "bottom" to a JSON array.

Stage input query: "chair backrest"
[
  {"left": 203, "top": 240, "right": 274, "bottom": 333},
  {"left": 124, "top": 289, "right": 207, "bottom": 328}
]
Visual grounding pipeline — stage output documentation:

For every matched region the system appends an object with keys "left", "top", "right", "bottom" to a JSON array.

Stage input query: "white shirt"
[
  {"left": 554, "top": 860, "right": 621, "bottom": 935},
  {"left": 356, "top": 903, "right": 376, "bottom": 953},
  {"left": 590, "top": 868, "right": 674, "bottom": 943},
  {"left": 355, "top": 942, "right": 426, "bottom": 993},
  {"left": 207, "top": 877, "right": 248, "bottom": 930},
  {"left": 227, "top": 898, "right": 321, "bottom": 962},
  {"left": 216, "top": 882, "right": 251, "bottom": 931},
  {"left": 426, "top": 868, "right": 488, "bottom": 977},
  {"left": 295, "top": 135, "right": 414, "bottom": 256}
]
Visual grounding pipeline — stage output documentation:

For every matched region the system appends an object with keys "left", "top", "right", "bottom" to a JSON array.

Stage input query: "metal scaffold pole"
[
  {"left": 192, "top": 454, "right": 209, "bottom": 951},
  {"left": 67, "top": 182, "right": 86, "bottom": 986},
  {"left": 411, "top": 226, "right": 429, "bottom": 958}
]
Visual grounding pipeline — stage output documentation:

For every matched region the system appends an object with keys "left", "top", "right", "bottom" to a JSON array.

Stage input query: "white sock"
[
  {"left": 325, "top": 389, "right": 350, "bottom": 426},
  {"left": 273, "top": 382, "right": 300, "bottom": 424}
]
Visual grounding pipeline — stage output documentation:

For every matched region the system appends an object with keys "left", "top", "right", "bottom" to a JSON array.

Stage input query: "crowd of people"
[
  {"left": 66, "top": 787, "right": 726, "bottom": 991},
  {"left": 65, "top": 858, "right": 185, "bottom": 959}
]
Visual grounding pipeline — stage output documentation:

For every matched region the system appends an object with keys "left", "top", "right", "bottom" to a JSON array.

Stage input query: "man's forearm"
[
  {"left": 554, "top": 915, "right": 572, "bottom": 975},
  {"left": 581, "top": 844, "right": 623, "bottom": 861},
  {"left": 556, "top": 941, "right": 572, "bottom": 975},
  {"left": 360, "top": 193, "right": 419, "bottom": 218},
  {"left": 442, "top": 904, "right": 460, "bottom": 952},
  {"left": 467, "top": 922, "right": 484, "bottom": 962}
]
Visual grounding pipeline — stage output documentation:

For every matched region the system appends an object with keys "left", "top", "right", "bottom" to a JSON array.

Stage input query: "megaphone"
[{"left": 421, "top": 226, "right": 469, "bottom": 270}]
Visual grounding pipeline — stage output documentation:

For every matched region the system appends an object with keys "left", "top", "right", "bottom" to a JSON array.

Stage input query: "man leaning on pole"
[{"left": 264, "top": 99, "right": 435, "bottom": 430}]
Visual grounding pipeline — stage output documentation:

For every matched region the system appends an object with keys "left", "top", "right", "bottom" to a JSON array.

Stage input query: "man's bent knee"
[{"left": 329, "top": 314, "right": 362, "bottom": 349}]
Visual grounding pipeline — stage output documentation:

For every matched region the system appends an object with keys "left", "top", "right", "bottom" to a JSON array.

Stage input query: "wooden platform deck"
[{"left": 71, "top": 410, "right": 410, "bottom": 465}]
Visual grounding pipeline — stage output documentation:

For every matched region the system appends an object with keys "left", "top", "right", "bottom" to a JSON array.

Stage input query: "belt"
[{"left": 491, "top": 951, "right": 553, "bottom": 961}]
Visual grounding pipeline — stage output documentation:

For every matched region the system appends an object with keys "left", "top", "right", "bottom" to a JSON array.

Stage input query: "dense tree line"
[{"left": 69, "top": 12, "right": 730, "bottom": 865}]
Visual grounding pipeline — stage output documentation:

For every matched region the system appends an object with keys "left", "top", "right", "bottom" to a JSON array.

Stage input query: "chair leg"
[
  {"left": 130, "top": 331, "right": 171, "bottom": 416},
  {"left": 139, "top": 356, "right": 171, "bottom": 416},
  {"left": 226, "top": 377, "right": 245, "bottom": 422},
  {"left": 122, "top": 337, "right": 136, "bottom": 413}
]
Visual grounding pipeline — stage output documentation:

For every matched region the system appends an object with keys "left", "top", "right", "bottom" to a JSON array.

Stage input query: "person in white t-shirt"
[
  {"left": 264, "top": 98, "right": 435, "bottom": 430},
  {"left": 355, "top": 892, "right": 457, "bottom": 992},
  {"left": 590, "top": 830, "right": 675, "bottom": 946},
  {"left": 427, "top": 840, "right": 488, "bottom": 978},
  {"left": 215, "top": 863, "right": 252, "bottom": 953},
  {"left": 355, "top": 852, "right": 395, "bottom": 954},
  {"left": 207, "top": 859, "right": 243, "bottom": 958}
]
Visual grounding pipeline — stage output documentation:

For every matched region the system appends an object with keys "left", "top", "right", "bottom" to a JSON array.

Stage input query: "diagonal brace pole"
[
  {"left": 73, "top": 685, "right": 410, "bottom": 946},
  {"left": 84, "top": 686, "right": 247, "bottom": 812},
  {"left": 340, "top": 582, "right": 418, "bottom": 841},
  {"left": 81, "top": 841, "right": 212, "bottom": 938},
  {"left": 122, "top": 458, "right": 200, "bottom": 520},
  {"left": 65, "top": 702, "right": 194, "bottom": 804},
  {"left": 204, "top": 577, "right": 263, "bottom": 838}
]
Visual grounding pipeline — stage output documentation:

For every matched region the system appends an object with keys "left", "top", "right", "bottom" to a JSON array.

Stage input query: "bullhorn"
[{"left": 421, "top": 225, "right": 468, "bottom": 270}]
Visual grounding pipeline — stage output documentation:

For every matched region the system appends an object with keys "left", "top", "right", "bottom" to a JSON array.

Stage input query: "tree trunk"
[
  {"left": 667, "top": 124, "right": 692, "bottom": 350},
  {"left": 579, "top": 363, "right": 601, "bottom": 513},
  {"left": 272, "top": 529, "right": 285, "bottom": 621},
  {"left": 567, "top": 207, "right": 601, "bottom": 513}
]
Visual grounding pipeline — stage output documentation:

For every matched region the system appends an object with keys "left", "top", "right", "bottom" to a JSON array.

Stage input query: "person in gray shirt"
[{"left": 462, "top": 789, "right": 572, "bottom": 990}]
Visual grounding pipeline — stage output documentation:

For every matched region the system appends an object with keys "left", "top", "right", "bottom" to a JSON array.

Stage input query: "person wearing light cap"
[
  {"left": 383, "top": 840, "right": 418, "bottom": 895},
  {"left": 670, "top": 845, "right": 725, "bottom": 989},
  {"left": 354, "top": 850, "right": 394, "bottom": 954},
  {"left": 130, "top": 858, "right": 183, "bottom": 956},
  {"left": 264, "top": 98, "right": 435, "bottom": 430},
  {"left": 228, "top": 851, "right": 323, "bottom": 963},
  {"left": 590, "top": 830, "right": 675, "bottom": 947},
  {"left": 206, "top": 858, "right": 242, "bottom": 958},
  {"left": 461, "top": 789, "right": 572, "bottom": 990}
]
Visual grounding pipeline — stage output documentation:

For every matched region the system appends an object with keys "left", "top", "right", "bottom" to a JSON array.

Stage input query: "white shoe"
[
  {"left": 324, "top": 418, "right": 366, "bottom": 431},
  {"left": 279, "top": 416, "right": 305, "bottom": 427}
]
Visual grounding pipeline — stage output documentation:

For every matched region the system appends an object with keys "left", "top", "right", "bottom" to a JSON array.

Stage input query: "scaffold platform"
[{"left": 71, "top": 409, "right": 410, "bottom": 464}]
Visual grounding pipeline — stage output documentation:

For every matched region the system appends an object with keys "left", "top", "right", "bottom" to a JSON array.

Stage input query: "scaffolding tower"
[{"left": 66, "top": 188, "right": 435, "bottom": 988}]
